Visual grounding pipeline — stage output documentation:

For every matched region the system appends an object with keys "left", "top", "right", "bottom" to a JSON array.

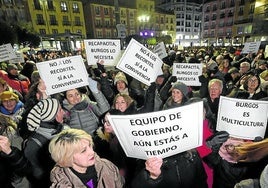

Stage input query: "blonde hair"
[
  {"left": 112, "top": 93, "right": 133, "bottom": 109},
  {"left": 49, "top": 128, "right": 93, "bottom": 167}
]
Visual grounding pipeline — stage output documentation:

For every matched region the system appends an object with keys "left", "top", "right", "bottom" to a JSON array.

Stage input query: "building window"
[
  {"left": 34, "top": 0, "right": 41, "bottom": 10},
  {"left": 52, "top": 29, "right": 58, "bottom": 34},
  {"left": 65, "top": 29, "right": 70, "bottom": 33},
  {"left": 73, "top": 3, "right": 79, "bottom": 13},
  {"left": 37, "top": 14, "right": 44, "bottom": 25},
  {"left": 74, "top": 17, "right": 81, "bottom": 26},
  {"left": 39, "top": 29, "right": 46, "bottom": 34},
  {"left": 95, "top": 6, "right": 100, "bottom": 15},
  {"left": 104, "top": 7, "right": 109, "bottom": 15},
  {"left": 47, "top": 0, "right": 54, "bottom": 10},
  {"left": 61, "top": 2, "right": 68, "bottom": 12},
  {"left": 50, "top": 15, "right": 57, "bottom": 25},
  {"left": 62, "top": 16, "right": 70, "bottom": 25}
]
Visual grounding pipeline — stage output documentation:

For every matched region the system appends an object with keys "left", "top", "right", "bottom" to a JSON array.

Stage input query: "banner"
[
  {"left": 108, "top": 101, "right": 203, "bottom": 160},
  {"left": 84, "top": 39, "right": 121, "bottom": 66},
  {"left": 241, "top": 41, "right": 261, "bottom": 54},
  {"left": 0, "top": 43, "right": 16, "bottom": 62},
  {"left": 116, "top": 38, "right": 163, "bottom": 86},
  {"left": 172, "top": 63, "right": 202, "bottom": 86},
  {"left": 217, "top": 96, "right": 268, "bottom": 140},
  {"left": 36, "top": 55, "right": 89, "bottom": 95}
]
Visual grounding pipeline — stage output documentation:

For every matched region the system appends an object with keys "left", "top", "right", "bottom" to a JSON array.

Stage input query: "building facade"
[
  {"left": 156, "top": 0, "right": 203, "bottom": 46},
  {"left": 203, "top": 0, "right": 268, "bottom": 46}
]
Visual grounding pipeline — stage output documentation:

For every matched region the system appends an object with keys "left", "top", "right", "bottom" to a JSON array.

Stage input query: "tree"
[{"left": 0, "top": 21, "right": 17, "bottom": 45}]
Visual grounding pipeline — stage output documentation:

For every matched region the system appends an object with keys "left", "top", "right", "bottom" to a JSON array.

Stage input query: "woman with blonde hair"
[{"left": 49, "top": 128, "right": 125, "bottom": 188}]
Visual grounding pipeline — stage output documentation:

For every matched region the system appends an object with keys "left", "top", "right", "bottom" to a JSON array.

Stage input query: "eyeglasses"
[{"left": 102, "top": 119, "right": 111, "bottom": 126}]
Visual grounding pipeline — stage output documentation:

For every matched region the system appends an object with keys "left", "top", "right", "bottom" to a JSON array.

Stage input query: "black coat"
[{"left": 131, "top": 149, "right": 208, "bottom": 188}]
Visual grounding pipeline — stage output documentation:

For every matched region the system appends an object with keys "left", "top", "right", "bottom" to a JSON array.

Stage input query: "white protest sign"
[
  {"left": 0, "top": 43, "right": 16, "bottom": 62},
  {"left": 264, "top": 45, "right": 268, "bottom": 58},
  {"left": 84, "top": 39, "right": 121, "bottom": 66},
  {"left": 36, "top": 55, "right": 89, "bottom": 95},
  {"left": 241, "top": 41, "right": 261, "bottom": 54},
  {"left": 217, "top": 96, "right": 268, "bottom": 140},
  {"left": 108, "top": 101, "right": 203, "bottom": 160},
  {"left": 153, "top": 42, "right": 168, "bottom": 59},
  {"left": 116, "top": 24, "right": 126, "bottom": 38},
  {"left": 9, "top": 52, "right": 24, "bottom": 64},
  {"left": 172, "top": 63, "right": 202, "bottom": 86},
  {"left": 116, "top": 38, "right": 163, "bottom": 86}
]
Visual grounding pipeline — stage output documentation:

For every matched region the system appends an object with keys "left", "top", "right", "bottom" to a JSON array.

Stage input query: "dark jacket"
[
  {"left": 0, "top": 147, "right": 31, "bottom": 187},
  {"left": 131, "top": 150, "right": 208, "bottom": 188}
]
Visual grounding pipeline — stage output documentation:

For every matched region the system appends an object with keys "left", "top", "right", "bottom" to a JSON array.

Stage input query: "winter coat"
[
  {"left": 0, "top": 70, "right": 30, "bottom": 97},
  {"left": 23, "top": 121, "right": 63, "bottom": 188},
  {"left": 131, "top": 149, "right": 208, "bottom": 188},
  {"left": 50, "top": 154, "right": 125, "bottom": 188},
  {"left": 63, "top": 92, "right": 110, "bottom": 136}
]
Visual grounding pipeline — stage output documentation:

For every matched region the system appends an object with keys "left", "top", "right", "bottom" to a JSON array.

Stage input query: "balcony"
[{"left": 234, "top": 18, "right": 253, "bottom": 24}]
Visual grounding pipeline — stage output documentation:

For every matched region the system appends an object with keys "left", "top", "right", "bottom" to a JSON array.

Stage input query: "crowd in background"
[{"left": 0, "top": 44, "right": 267, "bottom": 188}]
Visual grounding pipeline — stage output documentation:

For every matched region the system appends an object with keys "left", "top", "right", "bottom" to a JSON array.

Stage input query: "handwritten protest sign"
[
  {"left": 153, "top": 42, "right": 168, "bottom": 60},
  {"left": 241, "top": 41, "right": 261, "bottom": 54},
  {"left": 116, "top": 38, "right": 163, "bottom": 86},
  {"left": 84, "top": 39, "right": 121, "bottom": 66},
  {"left": 172, "top": 63, "right": 202, "bottom": 86},
  {"left": 217, "top": 96, "right": 268, "bottom": 140},
  {"left": 36, "top": 55, "right": 89, "bottom": 95},
  {"left": 0, "top": 43, "right": 16, "bottom": 62},
  {"left": 108, "top": 101, "right": 203, "bottom": 160}
]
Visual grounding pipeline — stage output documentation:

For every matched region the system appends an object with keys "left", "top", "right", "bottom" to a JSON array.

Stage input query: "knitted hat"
[
  {"left": 0, "top": 91, "right": 19, "bottom": 103},
  {"left": 27, "top": 98, "right": 60, "bottom": 131},
  {"left": 6, "top": 64, "right": 18, "bottom": 72},
  {"left": 114, "top": 72, "right": 128, "bottom": 85},
  {"left": 170, "top": 82, "right": 188, "bottom": 96}
]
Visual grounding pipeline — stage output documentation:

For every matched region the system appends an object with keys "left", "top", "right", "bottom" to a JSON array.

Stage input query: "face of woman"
[
  {"left": 66, "top": 89, "right": 81, "bottom": 105},
  {"left": 72, "top": 139, "right": 95, "bottom": 173},
  {"left": 115, "top": 96, "right": 128, "bottom": 112},
  {"left": 103, "top": 113, "right": 114, "bottom": 133},
  {"left": 2, "top": 99, "right": 17, "bottom": 112},
  {"left": 116, "top": 80, "right": 127, "bottom": 92},
  {"left": 247, "top": 76, "right": 259, "bottom": 91},
  {"left": 172, "top": 89, "right": 183, "bottom": 104}
]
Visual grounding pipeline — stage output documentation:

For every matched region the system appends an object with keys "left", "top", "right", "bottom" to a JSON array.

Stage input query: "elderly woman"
[
  {"left": 49, "top": 128, "right": 125, "bottom": 188},
  {"left": 0, "top": 91, "right": 24, "bottom": 124}
]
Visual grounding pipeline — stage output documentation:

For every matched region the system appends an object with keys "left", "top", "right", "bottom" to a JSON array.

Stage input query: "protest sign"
[
  {"left": 116, "top": 38, "right": 163, "bottom": 86},
  {"left": 172, "top": 63, "right": 202, "bottom": 86},
  {"left": 153, "top": 42, "right": 168, "bottom": 59},
  {"left": 36, "top": 55, "right": 89, "bottom": 95},
  {"left": 217, "top": 96, "right": 268, "bottom": 140},
  {"left": 241, "top": 41, "right": 261, "bottom": 54},
  {"left": 0, "top": 43, "right": 16, "bottom": 62},
  {"left": 108, "top": 101, "right": 203, "bottom": 160},
  {"left": 84, "top": 39, "right": 121, "bottom": 66},
  {"left": 9, "top": 52, "right": 24, "bottom": 64}
]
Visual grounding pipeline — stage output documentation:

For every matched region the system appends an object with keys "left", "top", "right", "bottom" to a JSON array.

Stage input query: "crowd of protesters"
[{"left": 0, "top": 44, "right": 267, "bottom": 188}]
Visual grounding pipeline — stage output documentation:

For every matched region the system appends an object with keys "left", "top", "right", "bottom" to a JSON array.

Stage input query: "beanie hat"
[
  {"left": 170, "top": 82, "right": 188, "bottom": 96},
  {"left": 114, "top": 72, "right": 128, "bottom": 85},
  {"left": 27, "top": 98, "right": 60, "bottom": 131},
  {"left": 0, "top": 91, "right": 19, "bottom": 103},
  {"left": 6, "top": 64, "right": 18, "bottom": 72}
]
